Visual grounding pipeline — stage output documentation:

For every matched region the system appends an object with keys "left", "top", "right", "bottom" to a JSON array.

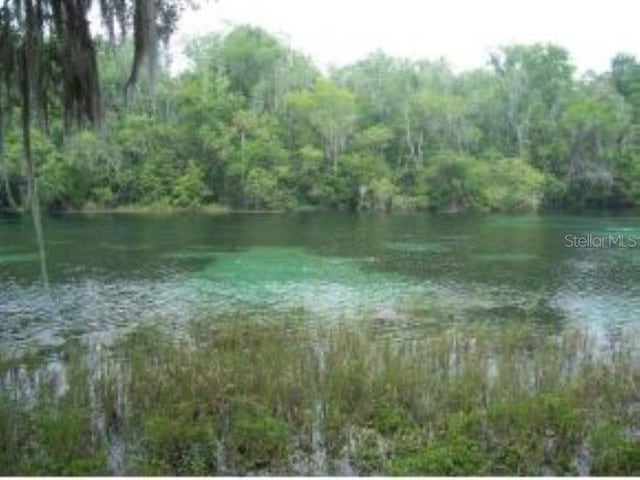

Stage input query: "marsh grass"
[
  {"left": 76, "top": 202, "right": 231, "bottom": 215},
  {"left": 0, "top": 344, "right": 107, "bottom": 475},
  {"left": 0, "top": 316, "right": 638, "bottom": 475}
]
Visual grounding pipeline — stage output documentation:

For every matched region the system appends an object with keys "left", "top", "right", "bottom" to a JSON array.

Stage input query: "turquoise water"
[{"left": 1, "top": 211, "right": 639, "bottom": 352}]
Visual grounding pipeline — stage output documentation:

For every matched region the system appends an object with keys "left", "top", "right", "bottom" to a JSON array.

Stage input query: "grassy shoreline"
[
  {"left": 0, "top": 202, "right": 332, "bottom": 216},
  {"left": 0, "top": 202, "right": 233, "bottom": 215},
  {"left": 0, "top": 318, "right": 639, "bottom": 475}
]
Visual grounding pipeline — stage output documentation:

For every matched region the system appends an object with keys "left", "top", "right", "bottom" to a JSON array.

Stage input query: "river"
[{"left": 1, "top": 211, "right": 639, "bottom": 354}]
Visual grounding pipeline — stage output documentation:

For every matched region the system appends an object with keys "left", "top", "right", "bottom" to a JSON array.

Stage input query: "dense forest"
[{"left": 3, "top": 25, "right": 640, "bottom": 212}]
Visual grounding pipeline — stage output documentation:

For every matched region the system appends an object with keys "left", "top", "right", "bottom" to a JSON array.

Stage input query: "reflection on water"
[{"left": 1, "top": 211, "right": 639, "bottom": 354}]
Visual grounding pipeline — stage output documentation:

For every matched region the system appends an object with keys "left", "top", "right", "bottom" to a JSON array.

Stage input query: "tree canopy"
[{"left": 3, "top": 25, "right": 640, "bottom": 214}]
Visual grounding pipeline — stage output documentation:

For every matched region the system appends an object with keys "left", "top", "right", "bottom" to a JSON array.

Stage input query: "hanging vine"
[{"left": 0, "top": 0, "right": 191, "bottom": 287}]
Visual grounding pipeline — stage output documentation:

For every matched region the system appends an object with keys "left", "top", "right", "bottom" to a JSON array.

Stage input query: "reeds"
[{"left": 0, "top": 316, "right": 638, "bottom": 475}]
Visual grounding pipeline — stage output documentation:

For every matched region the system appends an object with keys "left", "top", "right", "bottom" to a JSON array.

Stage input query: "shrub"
[
  {"left": 485, "top": 158, "right": 546, "bottom": 211},
  {"left": 172, "top": 160, "right": 210, "bottom": 208},
  {"left": 422, "top": 151, "right": 489, "bottom": 212}
]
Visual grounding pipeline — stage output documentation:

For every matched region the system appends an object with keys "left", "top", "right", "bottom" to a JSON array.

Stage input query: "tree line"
[{"left": 3, "top": 25, "right": 640, "bottom": 213}]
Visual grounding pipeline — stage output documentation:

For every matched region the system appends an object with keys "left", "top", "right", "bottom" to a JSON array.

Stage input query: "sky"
[{"left": 171, "top": 0, "right": 640, "bottom": 74}]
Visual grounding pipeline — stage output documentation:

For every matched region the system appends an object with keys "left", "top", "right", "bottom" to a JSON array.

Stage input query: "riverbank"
[
  {"left": 0, "top": 202, "right": 334, "bottom": 215},
  {"left": 1, "top": 318, "right": 638, "bottom": 475},
  {"left": 0, "top": 202, "right": 232, "bottom": 215},
  {"left": 3, "top": 199, "right": 640, "bottom": 217}
]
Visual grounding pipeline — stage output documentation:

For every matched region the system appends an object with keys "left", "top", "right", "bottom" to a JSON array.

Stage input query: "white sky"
[{"left": 171, "top": 0, "right": 640, "bottom": 74}]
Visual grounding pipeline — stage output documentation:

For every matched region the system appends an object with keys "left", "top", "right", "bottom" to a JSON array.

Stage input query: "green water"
[{"left": 1, "top": 211, "right": 639, "bottom": 351}]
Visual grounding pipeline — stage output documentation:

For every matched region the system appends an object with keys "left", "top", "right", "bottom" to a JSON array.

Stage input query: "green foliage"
[
  {"left": 485, "top": 158, "right": 546, "bottom": 211},
  {"left": 27, "top": 406, "right": 107, "bottom": 475},
  {"left": 172, "top": 160, "right": 210, "bottom": 208},
  {"left": 0, "top": 386, "right": 107, "bottom": 475},
  {"left": 4, "top": 28, "right": 640, "bottom": 212},
  {"left": 0, "top": 319, "right": 639, "bottom": 475},
  {"left": 221, "top": 26, "right": 287, "bottom": 100},
  {"left": 486, "top": 394, "right": 585, "bottom": 474},
  {"left": 286, "top": 79, "right": 357, "bottom": 174},
  {"left": 422, "top": 152, "right": 489, "bottom": 212},
  {"left": 591, "top": 428, "right": 640, "bottom": 476},
  {"left": 228, "top": 402, "right": 290, "bottom": 473},
  {"left": 139, "top": 409, "right": 216, "bottom": 475},
  {"left": 244, "top": 167, "right": 294, "bottom": 210},
  {"left": 365, "top": 177, "right": 397, "bottom": 211},
  {"left": 389, "top": 437, "right": 488, "bottom": 475},
  {"left": 368, "top": 401, "right": 406, "bottom": 435}
]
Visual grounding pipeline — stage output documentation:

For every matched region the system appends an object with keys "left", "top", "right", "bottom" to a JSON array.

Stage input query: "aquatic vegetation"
[
  {"left": 384, "top": 241, "right": 450, "bottom": 254},
  {"left": 226, "top": 402, "right": 290, "bottom": 473},
  {"left": 389, "top": 436, "right": 488, "bottom": 475},
  {"left": 163, "top": 250, "right": 222, "bottom": 260},
  {"left": 590, "top": 427, "right": 640, "bottom": 476},
  {"left": 0, "top": 252, "right": 39, "bottom": 265},
  {"left": 0, "top": 316, "right": 638, "bottom": 475},
  {"left": 0, "top": 355, "right": 107, "bottom": 475},
  {"left": 182, "top": 246, "right": 435, "bottom": 318},
  {"left": 137, "top": 409, "right": 217, "bottom": 475},
  {"left": 472, "top": 252, "right": 539, "bottom": 262}
]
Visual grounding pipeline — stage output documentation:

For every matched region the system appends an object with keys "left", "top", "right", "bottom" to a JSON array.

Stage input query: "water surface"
[{"left": 1, "top": 211, "right": 639, "bottom": 353}]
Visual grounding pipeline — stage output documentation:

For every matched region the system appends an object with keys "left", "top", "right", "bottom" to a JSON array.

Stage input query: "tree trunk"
[{"left": 404, "top": 108, "right": 422, "bottom": 167}]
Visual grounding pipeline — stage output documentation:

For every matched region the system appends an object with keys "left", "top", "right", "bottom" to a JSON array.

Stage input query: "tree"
[
  {"left": 172, "top": 160, "right": 209, "bottom": 207},
  {"left": 286, "top": 80, "right": 356, "bottom": 173},
  {"left": 559, "top": 81, "right": 630, "bottom": 206},
  {"left": 611, "top": 53, "right": 640, "bottom": 123},
  {"left": 422, "top": 151, "right": 489, "bottom": 212},
  {"left": 3, "top": 21, "right": 640, "bottom": 215},
  {"left": 0, "top": 0, "right": 190, "bottom": 206},
  {"left": 489, "top": 44, "right": 574, "bottom": 163},
  {"left": 0, "top": 0, "right": 191, "bottom": 287}
]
